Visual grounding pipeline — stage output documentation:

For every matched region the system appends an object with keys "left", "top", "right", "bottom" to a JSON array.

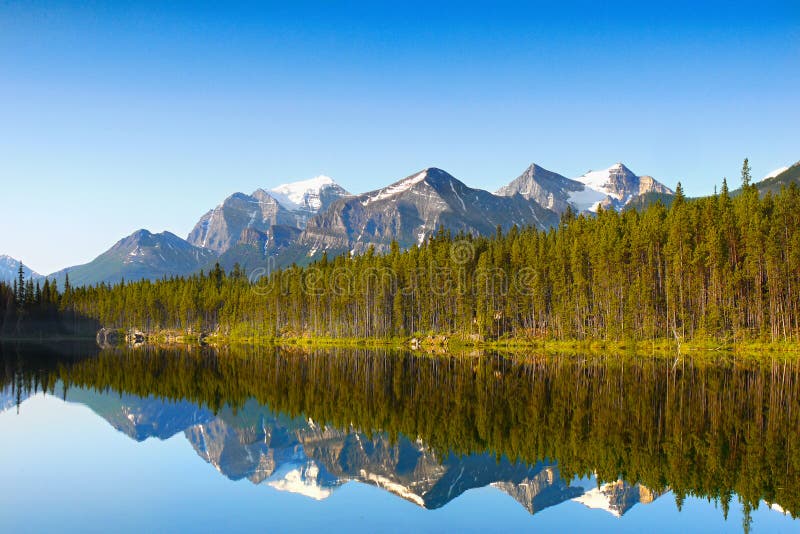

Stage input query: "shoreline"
[{"left": 4, "top": 330, "right": 800, "bottom": 357}]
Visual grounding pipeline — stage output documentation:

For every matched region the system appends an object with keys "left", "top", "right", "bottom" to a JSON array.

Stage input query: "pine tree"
[
  {"left": 741, "top": 158, "right": 752, "bottom": 188},
  {"left": 16, "top": 262, "right": 25, "bottom": 307},
  {"left": 673, "top": 182, "right": 686, "bottom": 205}
]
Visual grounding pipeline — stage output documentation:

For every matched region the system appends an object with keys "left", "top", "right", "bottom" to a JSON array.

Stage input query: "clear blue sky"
[{"left": 1, "top": 1, "right": 798, "bottom": 274}]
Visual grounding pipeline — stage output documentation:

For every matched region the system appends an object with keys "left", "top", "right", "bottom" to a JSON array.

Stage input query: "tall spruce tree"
[
  {"left": 16, "top": 263, "right": 25, "bottom": 309},
  {"left": 741, "top": 158, "right": 752, "bottom": 188}
]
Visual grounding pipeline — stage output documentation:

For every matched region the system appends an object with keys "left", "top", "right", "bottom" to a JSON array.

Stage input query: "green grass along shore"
[{"left": 81, "top": 327, "right": 800, "bottom": 357}]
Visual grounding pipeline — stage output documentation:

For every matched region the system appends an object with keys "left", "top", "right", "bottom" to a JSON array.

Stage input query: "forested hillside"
[{"left": 3, "top": 164, "right": 800, "bottom": 343}]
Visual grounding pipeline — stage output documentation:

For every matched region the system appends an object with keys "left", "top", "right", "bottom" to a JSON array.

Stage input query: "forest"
[{"left": 3, "top": 161, "right": 800, "bottom": 344}]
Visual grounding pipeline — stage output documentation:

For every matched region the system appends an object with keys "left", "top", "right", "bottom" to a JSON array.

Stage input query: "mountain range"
[{"left": 7, "top": 160, "right": 799, "bottom": 287}]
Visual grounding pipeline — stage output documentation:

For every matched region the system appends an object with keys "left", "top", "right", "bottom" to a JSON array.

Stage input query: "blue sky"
[{"left": 1, "top": 1, "right": 798, "bottom": 273}]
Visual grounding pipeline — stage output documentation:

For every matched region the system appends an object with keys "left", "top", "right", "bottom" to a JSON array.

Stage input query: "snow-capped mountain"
[
  {"left": 269, "top": 175, "right": 351, "bottom": 214},
  {"left": 297, "top": 167, "right": 559, "bottom": 258},
  {"left": 764, "top": 166, "right": 790, "bottom": 180},
  {"left": 195, "top": 164, "right": 671, "bottom": 273},
  {"left": 496, "top": 162, "right": 673, "bottom": 214},
  {"left": 751, "top": 161, "right": 800, "bottom": 196},
  {"left": 0, "top": 255, "right": 40, "bottom": 284},
  {"left": 187, "top": 177, "right": 351, "bottom": 256},
  {"left": 570, "top": 163, "right": 673, "bottom": 212},
  {"left": 495, "top": 163, "right": 584, "bottom": 213}
]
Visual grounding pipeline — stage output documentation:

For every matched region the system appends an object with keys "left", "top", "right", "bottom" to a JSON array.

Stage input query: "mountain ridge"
[
  {"left": 49, "top": 229, "right": 217, "bottom": 287},
  {"left": 295, "top": 167, "right": 559, "bottom": 259}
]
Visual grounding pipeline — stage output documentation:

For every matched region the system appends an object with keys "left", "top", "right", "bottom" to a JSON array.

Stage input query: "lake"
[{"left": 1, "top": 343, "right": 798, "bottom": 532}]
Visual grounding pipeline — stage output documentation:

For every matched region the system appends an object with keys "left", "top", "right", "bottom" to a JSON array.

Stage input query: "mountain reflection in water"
[{"left": 1, "top": 343, "right": 799, "bottom": 523}]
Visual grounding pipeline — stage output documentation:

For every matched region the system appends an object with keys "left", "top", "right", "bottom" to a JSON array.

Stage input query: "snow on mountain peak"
[
  {"left": 362, "top": 170, "right": 429, "bottom": 205},
  {"left": 270, "top": 175, "right": 339, "bottom": 211},
  {"left": 575, "top": 163, "right": 630, "bottom": 189},
  {"left": 763, "top": 166, "right": 789, "bottom": 180},
  {"left": 568, "top": 163, "right": 671, "bottom": 213}
]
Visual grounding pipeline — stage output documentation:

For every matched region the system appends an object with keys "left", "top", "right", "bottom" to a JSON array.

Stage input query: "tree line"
[{"left": 3, "top": 159, "right": 800, "bottom": 343}]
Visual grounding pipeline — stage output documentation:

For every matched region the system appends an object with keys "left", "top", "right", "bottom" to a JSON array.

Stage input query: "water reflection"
[{"left": 2, "top": 343, "right": 799, "bottom": 524}]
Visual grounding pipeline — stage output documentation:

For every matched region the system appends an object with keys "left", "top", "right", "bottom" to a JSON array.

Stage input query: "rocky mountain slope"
[
  {"left": 50, "top": 229, "right": 217, "bottom": 287},
  {"left": 187, "top": 178, "right": 351, "bottom": 256},
  {"left": 750, "top": 161, "right": 800, "bottom": 196},
  {"left": 495, "top": 163, "right": 584, "bottom": 213},
  {"left": 0, "top": 255, "right": 40, "bottom": 284},
  {"left": 293, "top": 167, "right": 559, "bottom": 258}
]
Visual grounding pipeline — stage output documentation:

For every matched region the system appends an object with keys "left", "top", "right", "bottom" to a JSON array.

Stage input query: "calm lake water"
[{"left": 1, "top": 343, "right": 799, "bottom": 533}]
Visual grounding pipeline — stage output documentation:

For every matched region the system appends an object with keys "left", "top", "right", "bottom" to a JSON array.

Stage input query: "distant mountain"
[
  {"left": 495, "top": 163, "right": 583, "bottom": 213},
  {"left": 50, "top": 229, "right": 217, "bottom": 287},
  {"left": 34, "top": 162, "right": 684, "bottom": 285},
  {"left": 496, "top": 162, "right": 673, "bottom": 214},
  {"left": 187, "top": 191, "right": 298, "bottom": 255},
  {"left": 187, "top": 177, "right": 351, "bottom": 257},
  {"left": 198, "top": 165, "right": 674, "bottom": 271},
  {"left": 0, "top": 255, "right": 40, "bottom": 284},
  {"left": 269, "top": 175, "right": 351, "bottom": 216},
  {"left": 752, "top": 161, "right": 800, "bottom": 196},
  {"left": 297, "top": 167, "right": 559, "bottom": 258}
]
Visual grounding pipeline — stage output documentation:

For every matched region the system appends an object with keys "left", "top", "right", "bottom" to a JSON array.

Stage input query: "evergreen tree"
[
  {"left": 16, "top": 262, "right": 25, "bottom": 307},
  {"left": 673, "top": 182, "right": 686, "bottom": 204},
  {"left": 741, "top": 158, "right": 752, "bottom": 188}
]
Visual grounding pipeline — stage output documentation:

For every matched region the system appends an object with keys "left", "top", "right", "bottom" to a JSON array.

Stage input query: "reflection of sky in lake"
[{"left": 1, "top": 392, "right": 796, "bottom": 533}]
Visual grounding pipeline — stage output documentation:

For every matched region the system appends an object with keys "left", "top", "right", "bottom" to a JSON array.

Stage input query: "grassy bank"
[
  {"left": 18, "top": 326, "right": 800, "bottom": 358},
  {"left": 196, "top": 331, "right": 800, "bottom": 357}
]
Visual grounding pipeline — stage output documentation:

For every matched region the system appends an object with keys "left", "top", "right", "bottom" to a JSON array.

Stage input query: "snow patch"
[
  {"left": 572, "top": 484, "right": 622, "bottom": 517},
  {"left": 363, "top": 171, "right": 428, "bottom": 205},
  {"left": 567, "top": 187, "right": 608, "bottom": 213},
  {"left": 576, "top": 165, "right": 617, "bottom": 191},
  {"left": 770, "top": 502, "right": 787, "bottom": 514},
  {"left": 270, "top": 175, "right": 336, "bottom": 211},
  {"left": 449, "top": 180, "right": 466, "bottom": 210},
  {"left": 202, "top": 208, "right": 220, "bottom": 248},
  {"left": 764, "top": 166, "right": 789, "bottom": 180},
  {"left": 268, "top": 462, "right": 333, "bottom": 500},
  {"left": 568, "top": 163, "right": 645, "bottom": 212},
  {"left": 359, "top": 469, "right": 425, "bottom": 507}
]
